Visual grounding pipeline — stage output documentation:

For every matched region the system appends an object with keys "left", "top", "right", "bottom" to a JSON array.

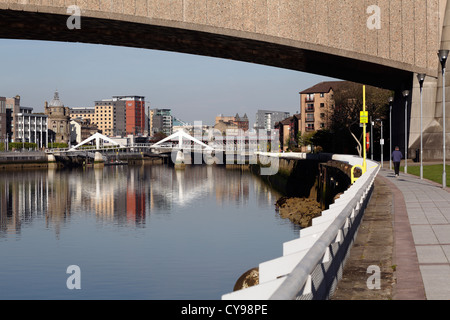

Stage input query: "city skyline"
[{"left": 0, "top": 39, "right": 338, "bottom": 126}]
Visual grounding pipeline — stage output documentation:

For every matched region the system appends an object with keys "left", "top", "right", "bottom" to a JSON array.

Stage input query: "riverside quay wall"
[
  {"left": 251, "top": 152, "right": 361, "bottom": 211},
  {"left": 0, "top": 152, "right": 49, "bottom": 170},
  {"left": 225, "top": 153, "right": 377, "bottom": 300}
]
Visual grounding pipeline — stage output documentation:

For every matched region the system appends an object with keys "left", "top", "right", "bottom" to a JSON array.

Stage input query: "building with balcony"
[{"left": 299, "top": 81, "right": 344, "bottom": 134}]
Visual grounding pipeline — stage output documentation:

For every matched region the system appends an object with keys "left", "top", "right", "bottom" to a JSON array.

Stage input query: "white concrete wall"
[{"left": 222, "top": 153, "right": 379, "bottom": 300}]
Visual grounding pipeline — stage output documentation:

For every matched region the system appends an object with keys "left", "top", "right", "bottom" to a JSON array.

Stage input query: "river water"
[{"left": 0, "top": 164, "right": 299, "bottom": 300}]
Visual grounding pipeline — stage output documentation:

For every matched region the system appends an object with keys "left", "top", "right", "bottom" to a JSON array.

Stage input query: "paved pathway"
[
  {"left": 378, "top": 168, "right": 450, "bottom": 300},
  {"left": 333, "top": 165, "right": 450, "bottom": 300},
  {"left": 331, "top": 175, "right": 396, "bottom": 300}
]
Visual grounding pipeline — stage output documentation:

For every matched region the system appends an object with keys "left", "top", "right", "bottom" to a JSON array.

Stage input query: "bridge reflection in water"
[{"left": 0, "top": 164, "right": 299, "bottom": 299}]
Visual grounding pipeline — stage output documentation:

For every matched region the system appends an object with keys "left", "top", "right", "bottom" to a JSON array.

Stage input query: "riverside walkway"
[{"left": 332, "top": 164, "right": 450, "bottom": 300}]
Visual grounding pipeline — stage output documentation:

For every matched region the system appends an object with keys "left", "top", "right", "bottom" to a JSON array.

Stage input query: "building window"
[
  {"left": 305, "top": 94, "right": 314, "bottom": 102},
  {"left": 306, "top": 104, "right": 314, "bottom": 112},
  {"left": 320, "top": 93, "right": 325, "bottom": 98},
  {"left": 320, "top": 103, "right": 325, "bottom": 108}
]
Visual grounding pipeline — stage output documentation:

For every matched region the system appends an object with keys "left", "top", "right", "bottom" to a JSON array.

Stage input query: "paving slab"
[
  {"left": 331, "top": 176, "right": 395, "bottom": 300},
  {"left": 328, "top": 160, "right": 450, "bottom": 300},
  {"left": 376, "top": 168, "right": 450, "bottom": 300},
  {"left": 334, "top": 166, "right": 450, "bottom": 300}
]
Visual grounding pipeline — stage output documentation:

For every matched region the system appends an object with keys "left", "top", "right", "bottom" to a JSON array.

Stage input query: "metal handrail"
[{"left": 269, "top": 163, "right": 379, "bottom": 300}]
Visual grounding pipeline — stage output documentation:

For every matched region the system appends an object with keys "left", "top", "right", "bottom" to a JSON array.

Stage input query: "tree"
[
  {"left": 298, "top": 131, "right": 315, "bottom": 151},
  {"left": 311, "top": 129, "right": 333, "bottom": 153},
  {"left": 331, "top": 82, "right": 393, "bottom": 156}
]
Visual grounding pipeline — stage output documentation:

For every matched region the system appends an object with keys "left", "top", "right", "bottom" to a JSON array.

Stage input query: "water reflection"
[
  {"left": 0, "top": 165, "right": 281, "bottom": 237},
  {"left": 0, "top": 170, "right": 49, "bottom": 237},
  {"left": 0, "top": 164, "right": 299, "bottom": 299}
]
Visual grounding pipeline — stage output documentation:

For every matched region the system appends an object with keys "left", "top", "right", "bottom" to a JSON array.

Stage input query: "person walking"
[{"left": 392, "top": 146, "right": 403, "bottom": 177}]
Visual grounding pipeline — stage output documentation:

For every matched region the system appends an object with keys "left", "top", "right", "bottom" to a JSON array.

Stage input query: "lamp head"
[
  {"left": 388, "top": 97, "right": 394, "bottom": 104},
  {"left": 438, "top": 50, "right": 449, "bottom": 68},
  {"left": 402, "top": 90, "right": 410, "bottom": 98},
  {"left": 417, "top": 73, "right": 426, "bottom": 86}
]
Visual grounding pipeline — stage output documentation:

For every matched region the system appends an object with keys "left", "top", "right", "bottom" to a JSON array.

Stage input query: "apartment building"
[{"left": 299, "top": 81, "right": 343, "bottom": 133}]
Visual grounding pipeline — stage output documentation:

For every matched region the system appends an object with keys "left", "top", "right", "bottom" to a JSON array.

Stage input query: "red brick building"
[{"left": 114, "top": 96, "right": 146, "bottom": 136}]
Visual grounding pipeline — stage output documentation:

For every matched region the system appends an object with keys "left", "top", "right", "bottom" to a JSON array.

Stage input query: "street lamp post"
[
  {"left": 402, "top": 90, "right": 410, "bottom": 174},
  {"left": 374, "top": 119, "right": 384, "bottom": 168},
  {"left": 389, "top": 97, "right": 394, "bottom": 171},
  {"left": 417, "top": 73, "right": 426, "bottom": 180},
  {"left": 439, "top": 50, "right": 449, "bottom": 188},
  {"left": 370, "top": 116, "right": 374, "bottom": 160},
  {"left": 380, "top": 120, "right": 384, "bottom": 168}
]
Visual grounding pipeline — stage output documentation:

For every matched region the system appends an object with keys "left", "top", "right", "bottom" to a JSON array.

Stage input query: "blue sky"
[{"left": 0, "top": 39, "right": 338, "bottom": 126}]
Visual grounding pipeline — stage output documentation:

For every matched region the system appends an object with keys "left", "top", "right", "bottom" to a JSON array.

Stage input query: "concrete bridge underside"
[{"left": 1, "top": 0, "right": 450, "bottom": 159}]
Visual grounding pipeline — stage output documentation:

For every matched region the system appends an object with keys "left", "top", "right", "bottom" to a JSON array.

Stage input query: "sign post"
[{"left": 361, "top": 86, "right": 368, "bottom": 173}]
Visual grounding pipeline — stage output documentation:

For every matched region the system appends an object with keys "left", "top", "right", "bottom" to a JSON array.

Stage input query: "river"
[{"left": 0, "top": 164, "right": 299, "bottom": 300}]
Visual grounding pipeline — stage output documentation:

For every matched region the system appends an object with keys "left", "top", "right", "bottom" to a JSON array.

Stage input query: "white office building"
[{"left": 16, "top": 107, "right": 48, "bottom": 148}]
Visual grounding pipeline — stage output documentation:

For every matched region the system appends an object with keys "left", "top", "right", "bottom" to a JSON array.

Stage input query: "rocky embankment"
[{"left": 275, "top": 196, "right": 323, "bottom": 228}]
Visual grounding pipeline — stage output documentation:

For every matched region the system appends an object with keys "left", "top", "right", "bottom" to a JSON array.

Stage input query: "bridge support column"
[
  {"left": 47, "top": 154, "right": 58, "bottom": 169},
  {"left": 93, "top": 152, "right": 104, "bottom": 168},
  {"left": 408, "top": 0, "right": 450, "bottom": 161},
  {"left": 174, "top": 150, "right": 185, "bottom": 170},
  {"left": 408, "top": 74, "right": 442, "bottom": 161}
]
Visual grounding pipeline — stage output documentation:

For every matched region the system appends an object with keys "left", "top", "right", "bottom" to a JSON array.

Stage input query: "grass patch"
[{"left": 399, "top": 164, "right": 450, "bottom": 187}]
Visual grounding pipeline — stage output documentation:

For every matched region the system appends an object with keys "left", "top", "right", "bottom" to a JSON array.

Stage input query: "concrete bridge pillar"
[
  {"left": 409, "top": 0, "right": 450, "bottom": 161},
  {"left": 174, "top": 150, "right": 186, "bottom": 170},
  {"left": 93, "top": 152, "right": 104, "bottom": 168},
  {"left": 47, "top": 154, "right": 58, "bottom": 169}
]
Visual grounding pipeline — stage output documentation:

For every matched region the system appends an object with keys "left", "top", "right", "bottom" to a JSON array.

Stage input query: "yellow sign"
[{"left": 360, "top": 111, "right": 368, "bottom": 124}]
